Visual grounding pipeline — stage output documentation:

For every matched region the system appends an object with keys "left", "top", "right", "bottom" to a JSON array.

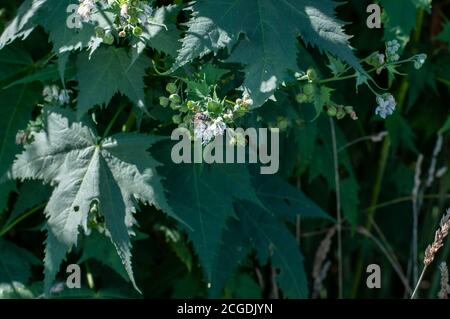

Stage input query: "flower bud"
[
  {"left": 169, "top": 93, "right": 181, "bottom": 104},
  {"left": 166, "top": 82, "right": 177, "bottom": 94},
  {"left": 159, "top": 96, "right": 169, "bottom": 107},
  {"left": 133, "top": 26, "right": 143, "bottom": 36}
]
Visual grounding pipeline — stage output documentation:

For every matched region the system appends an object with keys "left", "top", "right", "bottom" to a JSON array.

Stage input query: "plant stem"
[
  {"left": 360, "top": 194, "right": 450, "bottom": 212},
  {"left": 329, "top": 117, "right": 343, "bottom": 299},
  {"left": 411, "top": 266, "right": 427, "bottom": 299},
  {"left": 350, "top": 135, "right": 391, "bottom": 298},
  {"left": 85, "top": 261, "right": 95, "bottom": 290},
  {"left": 103, "top": 102, "right": 127, "bottom": 138},
  {"left": 122, "top": 111, "right": 136, "bottom": 132},
  {"left": 0, "top": 203, "right": 46, "bottom": 237}
]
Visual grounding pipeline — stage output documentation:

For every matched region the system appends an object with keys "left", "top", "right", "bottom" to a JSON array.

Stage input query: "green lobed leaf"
[
  {"left": 76, "top": 47, "right": 150, "bottom": 118},
  {"left": 0, "top": 238, "right": 40, "bottom": 284},
  {"left": 175, "top": 0, "right": 361, "bottom": 108},
  {"left": 0, "top": 0, "right": 47, "bottom": 50},
  {"left": 11, "top": 109, "right": 173, "bottom": 293},
  {"left": 0, "top": 83, "right": 41, "bottom": 177},
  {"left": 162, "top": 162, "right": 261, "bottom": 283}
]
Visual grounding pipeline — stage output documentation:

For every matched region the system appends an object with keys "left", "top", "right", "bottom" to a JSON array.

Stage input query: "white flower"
[
  {"left": 194, "top": 121, "right": 207, "bottom": 140},
  {"left": 43, "top": 85, "right": 71, "bottom": 105},
  {"left": 386, "top": 40, "right": 401, "bottom": 62},
  {"left": 194, "top": 117, "right": 227, "bottom": 145},
  {"left": 377, "top": 53, "right": 385, "bottom": 65},
  {"left": 77, "top": 0, "right": 95, "bottom": 21},
  {"left": 375, "top": 94, "right": 396, "bottom": 119},
  {"left": 58, "top": 90, "right": 71, "bottom": 105},
  {"left": 242, "top": 93, "right": 253, "bottom": 107},
  {"left": 414, "top": 53, "right": 427, "bottom": 69},
  {"left": 120, "top": 4, "right": 129, "bottom": 18},
  {"left": 223, "top": 110, "right": 234, "bottom": 121},
  {"left": 376, "top": 53, "right": 385, "bottom": 74},
  {"left": 194, "top": 122, "right": 213, "bottom": 145},
  {"left": 43, "top": 85, "right": 59, "bottom": 103},
  {"left": 209, "top": 117, "right": 227, "bottom": 136}
]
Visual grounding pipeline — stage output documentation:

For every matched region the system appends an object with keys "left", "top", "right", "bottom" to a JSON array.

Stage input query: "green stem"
[
  {"left": 360, "top": 194, "right": 450, "bottom": 212},
  {"left": 85, "top": 261, "right": 95, "bottom": 290},
  {"left": 318, "top": 58, "right": 416, "bottom": 85},
  {"left": 330, "top": 117, "right": 343, "bottom": 299},
  {"left": 103, "top": 102, "right": 127, "bottom": 138},
  {"left": 411, "top": 265, "right": 427, "bottom": 299},
  {"left": 122, "top": 109, "right": 136, "bottom": 133},
  {"left": 0, "top": 203, "right": 46, "bottom": 237}
]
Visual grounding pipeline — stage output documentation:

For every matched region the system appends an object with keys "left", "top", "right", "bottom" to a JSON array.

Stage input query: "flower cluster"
[
  {"left": 43, "top": 85, "right": 72, "bottom": 106},
  {"left": 385, "top": 40, "right": 400, "bottom": 62},
  {"left": 159, "top": 82, "right": 252, "bottom": 145},
  {"left": 194, "top": 115, "right": 227, "bottom": 145},
  {"left": 76, "top": 0, "right": 156, "bottom": 39},
  {"left": 77, "top": 0, "right": 96, "bottom": 21},
  {"left": 413, "top": 53, "right": 427, "bottom": 70},
  {"left": 109, "top": 0, "right": 154, "bottom": 37},
  {"left": 375, "top": 94, "right": 396, "bottom": 119}
]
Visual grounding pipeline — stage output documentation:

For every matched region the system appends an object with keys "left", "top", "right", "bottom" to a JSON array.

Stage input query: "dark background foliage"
[{"left": 0, "top": 0, "right": 450, "bottom": 299}]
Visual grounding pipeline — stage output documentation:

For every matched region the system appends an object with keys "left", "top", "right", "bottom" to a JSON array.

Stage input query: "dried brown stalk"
[
  {"left": 312, "top": 226, "right": 336, "bottom": 298},
  {"left": 411, "top": 209, "right": 450, "bottom": 299},
  {"left": 438, "top": 262, "right": 450, "bottom": 299}
]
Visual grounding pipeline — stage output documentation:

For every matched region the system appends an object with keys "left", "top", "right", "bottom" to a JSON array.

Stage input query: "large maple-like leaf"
[
  {"left": 0, "top": 0, "right": 47, "bottom": 50},
  {"left": 175, "top": 0, "right": 361, "bottom": 107},
  {"left": 209, "top": 173, "right": 331, "bottom": 298},
  {"left": 76, "top": 47, "right": 150, "bottom": 118},
  {"left": 0, "top": 238, "right": 40, "bottom": 284},
  {"left": 132, "top": 5, "right": 182, "bottom": 59},
  {"left": 36, "top": 0, "right": 97, "bottom": 54},
  {"left": 161, "top": 161, "right": 261, "bottom": 283},
  {"left": 11, "top": 109, "right": 173, "bottom": 293}
]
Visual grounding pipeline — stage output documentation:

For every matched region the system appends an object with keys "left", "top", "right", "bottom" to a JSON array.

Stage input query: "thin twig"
[
  {"left": 337, "top": 131, "right": 388, "bottom": 152},
  {"left": 412, "top": 154, "right": 424, "bottom": 286},
  {"left": 312, "top": 226, "right": 337, "bottom": 298},
  {"left": 329, "top": 117, "right": 343, "bottom": 299},
  {"left": 357, "top": 226, "right": 412, "bottom": 294}
]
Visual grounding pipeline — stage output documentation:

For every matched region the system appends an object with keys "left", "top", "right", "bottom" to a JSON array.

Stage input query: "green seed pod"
[
  {"left": 296, "top": 93, "right": 308, "bottom": 104},
  {"left": 129, "top": 16, "right": 139, "bottom": 24},
  {"left": 327, "top": 105, "right": 337, "bottom": 117},
  {"left": 169, "top": 93, "right": 181, "bottom": 104},
  {"left": 303, "top": 84, "right": 315, "bottom": 96},
  {"left": 166, "top": 83, "right": 178, "bottom": 94},
  {"left": 336, "top": 108, "right": 346, "bottom": 120},
  {"left": 172, "top": 114, "right": 182, "bottom": 124},
  {"left": 186, "top": 100, "right": 196, "bottom": 109},
  {"left": 103, "top": 32, "right": 114, "bottom": 45},
  {"left": 344, "top": 106, "right": 354, "bottom": 114},
  {"left": 277, "top": 117, "right": 289, "bottom": 130},
  {"left": 95, "top": 26, "right": 105, "bottom": 38},
  {"left": 170, "top": 102, "right": 181, "bottom": 110},
  {"left": 133, "top": 26, "right": 143, "bottom": 36},
  {"left": 159, "top": 96, "right": 169, "bottom": 107}
]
